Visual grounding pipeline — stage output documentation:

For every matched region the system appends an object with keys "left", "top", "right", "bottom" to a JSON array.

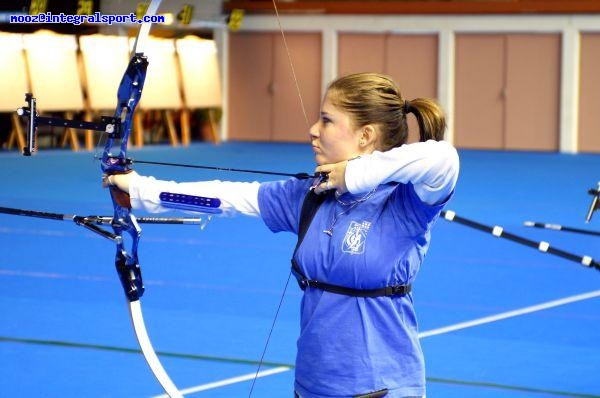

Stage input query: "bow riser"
[
  {"left": 101, "top": 52, "right": 150, "bottom": 305},
  {"left": 111, "top": 212, "right": 143, "bottom": 301},
  {"left": 102, "top": 54, "right": 149, "bottom": 173}
]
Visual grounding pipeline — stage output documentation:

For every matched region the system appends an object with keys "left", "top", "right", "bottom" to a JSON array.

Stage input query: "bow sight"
[{"left": 17, "top": 92, "right": 121, "bottom": 156}]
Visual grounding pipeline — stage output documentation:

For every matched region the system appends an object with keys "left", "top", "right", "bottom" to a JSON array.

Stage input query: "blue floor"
[{"left": 0, "top": 142, "right": 599, "bottom": 397}]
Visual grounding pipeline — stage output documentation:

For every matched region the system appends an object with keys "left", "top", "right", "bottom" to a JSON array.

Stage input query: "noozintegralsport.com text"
[{"left": 10, "top": 12, "right": 165, "bottom": 25}]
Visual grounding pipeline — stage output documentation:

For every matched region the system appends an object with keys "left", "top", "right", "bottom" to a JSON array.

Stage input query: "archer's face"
[{"left": 309, "top": 94, "right": 362, "bottom": 165}]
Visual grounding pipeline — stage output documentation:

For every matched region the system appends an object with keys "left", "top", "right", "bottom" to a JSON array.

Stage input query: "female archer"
[{"left": 106, "top": 72, "right": 459, "bottom": 398}]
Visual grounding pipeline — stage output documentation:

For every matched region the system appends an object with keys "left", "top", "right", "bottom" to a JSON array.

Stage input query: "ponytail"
[
  {"left": 404, "top": 98, "right": 446, "bottom": 142},
  {"left": 326, "top": 73, "right": 447, "bottom": 151}
]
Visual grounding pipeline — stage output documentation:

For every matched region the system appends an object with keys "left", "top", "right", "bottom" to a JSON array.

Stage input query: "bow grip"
[
  {"left": 105, "top": 170, "right": 134, "bottom": 209},
  {"left": 109, "top": 185, "right": 132, "bottom": 209}
]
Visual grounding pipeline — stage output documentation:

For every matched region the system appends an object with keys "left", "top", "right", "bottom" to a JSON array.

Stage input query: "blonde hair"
[{"left": 326, "top": 72, "right": 446, "bottom": 150}]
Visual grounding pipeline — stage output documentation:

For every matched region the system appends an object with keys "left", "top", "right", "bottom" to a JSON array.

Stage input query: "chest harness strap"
[{"left": 291, "top": 189, "right": 411, "bottom": 298}]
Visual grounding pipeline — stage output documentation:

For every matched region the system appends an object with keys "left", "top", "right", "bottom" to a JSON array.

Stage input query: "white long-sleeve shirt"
[
  {"left": 128, "top": 140, "right": 459, "bottom": 214},
  {"left": 345, "top": 140, "right": 459, "bottom": 205}
]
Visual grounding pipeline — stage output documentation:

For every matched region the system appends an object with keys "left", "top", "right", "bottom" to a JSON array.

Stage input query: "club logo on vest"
[{"left": 342, "top": 221, "right": 371, "bottom": 254}]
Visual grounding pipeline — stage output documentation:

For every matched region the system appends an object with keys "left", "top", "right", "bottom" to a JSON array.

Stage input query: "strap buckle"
[{"left": 384, "top": 284, "right": 412, "bottom": 296}]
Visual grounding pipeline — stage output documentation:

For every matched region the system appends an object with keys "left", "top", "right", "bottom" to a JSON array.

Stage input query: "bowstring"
[
  {"left": 248, "top": 1, "right": 311, "bottom": 395},
  {"left": 248, "top": 272, "right": 293, "bottom": 396},
  {"left": 271, "top": 0, "right": 310, "bottom": 129}
]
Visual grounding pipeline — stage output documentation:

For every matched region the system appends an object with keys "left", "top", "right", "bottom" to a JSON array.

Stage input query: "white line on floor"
[
  {"left": 150, "top": 366, "right": 291, "bottom": 398},
  {"left": 418, "top": 289, "right": 600, "bottom": 339}
]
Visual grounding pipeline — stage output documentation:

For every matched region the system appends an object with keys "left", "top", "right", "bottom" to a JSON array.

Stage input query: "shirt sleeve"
[
  {"left": 258, "top": 178, "right": 312, "bottom": 234},
  {"left": 128, "top": 174, "right": 262, "bottom": 216},
  {"left": 344, "top": 140, "right": 460, "bottom": 205}
]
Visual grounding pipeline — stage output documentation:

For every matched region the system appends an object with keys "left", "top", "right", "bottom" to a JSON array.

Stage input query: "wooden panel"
[
  {"left": 338, "top": 33, "right": 385, "bottom": 76},
  {"left": 505, "top": 34, "right": 560, "bottom": 151},
  {"left": 228, "top": 32, "right": 273, "bottom": 141},
  {"left": 272, "top": 32, "right": 322, "bottom": 142},
  {"left": 23, "top": 30, "right": 84, "bottom": 111},
  {"left": 176, "top": 36, "right": 222, "bottom": 109},
  {"left": 0, "top": 33, "right": 28, "bottom": 112},
  {"left": 79, "top": 35, "right": 130, "bottom": 110},
  {"left": 454, "top": 34, "right": 505, "bottom": 149},
  {"left": 579, "top": 33, "right": 600, "bottom": 153},
  {"left": 385, "top": 34, "right": 438, "bottom": 144},
  {"left": 137, "top": 37, "right": 182, "bottom": 110}
]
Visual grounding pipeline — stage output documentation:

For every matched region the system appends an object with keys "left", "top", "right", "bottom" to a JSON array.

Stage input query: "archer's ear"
[{"left": 359, "top": 124, "right": 377, "bottom": 148}]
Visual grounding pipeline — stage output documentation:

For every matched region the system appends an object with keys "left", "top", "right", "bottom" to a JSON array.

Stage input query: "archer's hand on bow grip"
[{"left": 103, "top": 170, "right": 137, "bottom": 208}]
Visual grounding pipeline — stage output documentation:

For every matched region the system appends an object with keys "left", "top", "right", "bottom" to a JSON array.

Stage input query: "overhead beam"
[{"left": 223, "top": 1, "right": 600, "bottom": 15}]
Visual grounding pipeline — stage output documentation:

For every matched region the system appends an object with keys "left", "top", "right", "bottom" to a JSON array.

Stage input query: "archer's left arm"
[
  {"left": 123, "top": 173, "right": 262, "bottom": 216},
  {"left": 345, "top": 140, "right": 459, "bottom": 205}
]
